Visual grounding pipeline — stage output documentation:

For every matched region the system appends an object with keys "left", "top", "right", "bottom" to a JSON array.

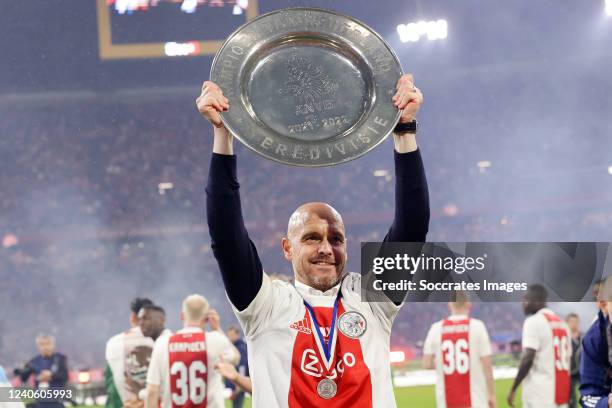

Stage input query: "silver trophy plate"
[{"left": 210, "top": 7, "right": 402, "bottom": 166}]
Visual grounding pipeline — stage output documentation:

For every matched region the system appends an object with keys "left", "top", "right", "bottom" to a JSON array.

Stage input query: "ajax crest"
[{"left": 338, "top": 311, "right": 367, "bottom": 338}]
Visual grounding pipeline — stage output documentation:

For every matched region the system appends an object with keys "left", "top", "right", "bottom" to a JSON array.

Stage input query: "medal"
[
  {"left": 304, "top": 293, "right": 342, "bottom": 399},
  {"left": 317, "top": 378, "right": 338, "bottom": 399}
]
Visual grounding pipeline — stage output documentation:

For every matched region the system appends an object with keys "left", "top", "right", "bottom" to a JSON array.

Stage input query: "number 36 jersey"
[
  {"left": 423, "top": 315, "right": 492, "bottom": 408},
  {"left": 521, "top": 308, "right": 571, "bottom": 407},
  {"left": 146, "top": 327, "right": 238, "bottom": 408}
]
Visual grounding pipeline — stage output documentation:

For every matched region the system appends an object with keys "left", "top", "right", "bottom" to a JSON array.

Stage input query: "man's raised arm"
[
  {"left": 198, "top": 81, "right": 263, "bottom": 311},
  {"left": 384, "top": 74, "right": 430, "bottom": 243}
]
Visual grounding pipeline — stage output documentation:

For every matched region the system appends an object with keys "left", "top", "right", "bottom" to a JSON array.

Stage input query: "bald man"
[{"left": 198, "top": 73, "right": 429, "bottom": 407}]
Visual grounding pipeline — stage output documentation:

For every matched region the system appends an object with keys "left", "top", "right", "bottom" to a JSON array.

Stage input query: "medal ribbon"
[{"left": 304, "top": 292, "right": 341, "bottom": 364}]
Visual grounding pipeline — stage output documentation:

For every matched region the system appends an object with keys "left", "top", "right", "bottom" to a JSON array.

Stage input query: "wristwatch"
[{"left": 393, "top": 119, "right": 418, "bottom": 135}]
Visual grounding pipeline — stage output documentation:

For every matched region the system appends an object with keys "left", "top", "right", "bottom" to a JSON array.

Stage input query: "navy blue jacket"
[
  {"left": 17, "top": 353, "right": 68, "bottom": 388},
  {"left": 234, "top": 338, "right": 249, "bottom": 377},
  {"left": 580, "top": 311, "right": 612, "bottom": 408},
  {"left": 226, "top": 338, "right": 249, "bottom": 391}
]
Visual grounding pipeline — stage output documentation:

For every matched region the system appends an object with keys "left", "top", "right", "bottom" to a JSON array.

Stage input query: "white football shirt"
[
  {"left": 146, "top": 327, "right": 238, "bottom": 408},
  {"left": 423, "top": 315, "right": 492, "bottom": 408},
  {"left": 232, "top": 272, "right": 400, "bottom": 408},
  {"left": 106, "top": 326, "right": 154, "bottom": 402},
  {"left": 521, "top": 308, "right": 571, "bottom": 408}
]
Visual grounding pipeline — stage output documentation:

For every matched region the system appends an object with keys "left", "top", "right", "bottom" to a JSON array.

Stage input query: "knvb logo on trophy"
[{"left": 281, "top": 53, "right": 339, "bottom": 116}]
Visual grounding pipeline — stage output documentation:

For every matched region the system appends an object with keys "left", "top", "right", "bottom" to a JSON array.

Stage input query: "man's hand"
[
  {"left": 392, "top": 73, "right": 423, "bottom": 123},
  {"left": 197, "top": 80, "right": 233, "bottom": 154},
  {"left": 37, "top": 370, "right": 52, "bottom": 382},
  {"left": 392, "top": 74, "right": 422, "bottom": 153},
  {"left": 196, "top": 81, "right": 229, "bottom": 128},
  {"left": 124, "top": 398, "right": 144, "bottom": 408},
  {"left": 144, "top": 383, "right": 160, "bottom": 408},
  {"left": 506, "top": 389, "right": 516, "bottom": 407},
  {"left": 214, "top": 360, "right": 239, "bottom": 381},
  {"left": 488, "top": 395, "right": 497, "bottom": 408},
  {"left": 206, "top": 309, "right": 221, "bottom": 331}
]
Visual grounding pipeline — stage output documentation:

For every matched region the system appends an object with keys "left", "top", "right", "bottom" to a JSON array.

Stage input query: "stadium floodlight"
[
  {"left": 373, "top": 169, "right": 392, "bottom": 182},
  {"left": 397, "top": 19, "right": 448, "bottom": 43},
  {"left": 373, "top": 169, "right": 389, "bottom": 177},
  {"left": 608, "top": 165, "right": 612, "bottom": 175},
  {"left": 606, "top": 0, "right": 612, "bottom": 16},
  {"left": 477, "top": 160, "right": 491, "bottom": 174},
  {"left": 181, "top": 0, "right": 198, "bottom": 14},
  {"left": 158, "top": 182, "right": 174, "bottom": 195}
]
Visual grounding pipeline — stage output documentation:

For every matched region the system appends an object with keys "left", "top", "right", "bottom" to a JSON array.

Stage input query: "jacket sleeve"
[
  {"left": 206, "top": 153, "right": 263, "bottom": 311},
  {"left": 580, "top": 319, "right": 611, "bottom": 408},
  {"left": 383, "top": 150, "right": 430, "bottom": 243},
  {"left": 50, "top": 354, "right": 68, "bottom": 385},
  {"left": 17, "top": 359, "right": 35, "bottom": 383}
]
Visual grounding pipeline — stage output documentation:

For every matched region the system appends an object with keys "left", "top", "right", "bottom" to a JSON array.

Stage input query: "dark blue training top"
[
  {"left": 226, "top": 337, "right": 249, "bottom": 391},
  {"left": 580, "top": 310, "right": 612, "bottom": 408},
  {"left": 17, "top": 353, "right": 68, "bottom": 388}
]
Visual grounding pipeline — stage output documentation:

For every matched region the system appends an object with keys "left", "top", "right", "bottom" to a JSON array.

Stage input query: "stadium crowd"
[{"left": 1, "top": 97, "right": 610, "bottom": 371}]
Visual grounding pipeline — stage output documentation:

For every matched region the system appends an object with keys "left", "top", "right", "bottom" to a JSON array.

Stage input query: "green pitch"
[
  {"left": 76, "top": 379, "right": 521, "bottom": 408},
  {"left": 394, "top": 378, "right": 520, "bottom": 407},
  {"left": 220, "top": 378, "right": 521, "bottom": 407}
]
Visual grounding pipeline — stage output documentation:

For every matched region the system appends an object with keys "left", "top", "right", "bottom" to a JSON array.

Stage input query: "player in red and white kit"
[
  {"left": 144, "top": 295, "right": 239, "bottom": 408},
  {"left": 423, "top": 293, "right": 496, "bottom": 408},
  {"left": 507, "top": 284, "right": 571, "bottom": 408}
]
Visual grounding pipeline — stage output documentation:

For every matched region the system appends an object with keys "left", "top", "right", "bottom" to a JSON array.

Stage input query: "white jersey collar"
[
  {"left": 179, "top": 326, "right": 204, "bottom": 334},
  {"left": 447, "top": 314, "right": 469, "bottom": 320},
  {"left": 295, "top": 279, "right": 341, "bottom": 297}
]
